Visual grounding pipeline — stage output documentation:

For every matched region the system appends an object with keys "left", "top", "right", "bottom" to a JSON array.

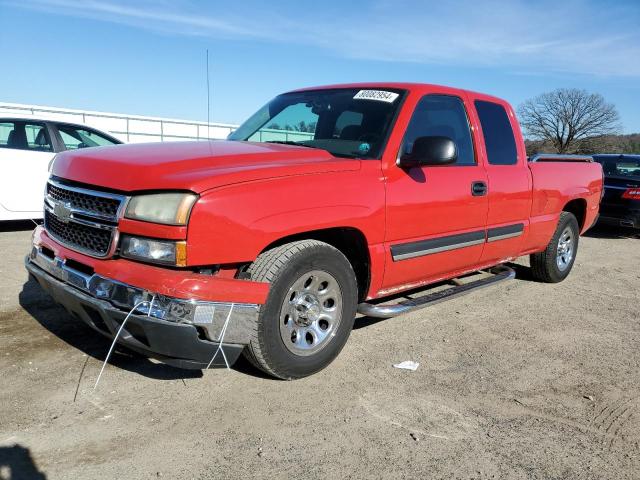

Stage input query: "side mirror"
[{"left": 398, "top": 136, "right": 457, "bottom": 168}]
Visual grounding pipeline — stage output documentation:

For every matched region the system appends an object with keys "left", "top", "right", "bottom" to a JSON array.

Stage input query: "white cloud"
[{"left": 9, "top": 0, "right": 640, "bottom": 77}]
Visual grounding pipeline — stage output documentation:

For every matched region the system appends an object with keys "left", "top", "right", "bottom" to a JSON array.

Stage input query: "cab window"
[
  {"left": 475, "top": 100, "right": 518, "bottom": 165},
  {"left": 400, "top": 95, "right": 475, "bottom": 165},
  {"left": 334, "top": 110, "right": 364, "bottom": 139}
]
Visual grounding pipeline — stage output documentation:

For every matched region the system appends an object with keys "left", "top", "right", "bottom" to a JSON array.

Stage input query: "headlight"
[
  {"left": 125, "top": 193, "right": 197, "bottom": 225},
  {"left": 120, "top": 235, "right": 187, "bottom": 266}
]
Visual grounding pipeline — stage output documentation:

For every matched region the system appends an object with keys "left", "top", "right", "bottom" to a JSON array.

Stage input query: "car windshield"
[
  {"left": 228, "top": 88, "right": 405, "bottom": 158},
  {"left": 57, "top": 125, "right": 120, "bottom": 149},
  {"left": 594, "top": 156, "right": 640, "bottom": 179}
]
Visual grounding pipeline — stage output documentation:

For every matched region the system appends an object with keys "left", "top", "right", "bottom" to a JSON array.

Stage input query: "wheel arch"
[
  {"left": 562, "top": 198, "right": 587, "bottom": 231},
  {"left": 256, "top": 227, "right": 371, "bottom": 303}
]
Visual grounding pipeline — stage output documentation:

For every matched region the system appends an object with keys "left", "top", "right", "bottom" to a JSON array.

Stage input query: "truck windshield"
[{"left": 228, "top": 88, "right": 405, "bottom": 159}]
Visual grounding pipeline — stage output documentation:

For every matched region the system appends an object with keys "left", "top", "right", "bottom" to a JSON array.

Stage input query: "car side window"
[
  {"left": 400, "top": 95, "right": 475, "bottom": 165},
  {"left": 475, "top": 100, "right": 518, "bottom": 165},
  {"left": 0, "top": 122, "right": 13, "bottom": 147},
  {"left": 0, "top": 121, "right": 53, "bottom": 152},
  {"left": 57, "top": 125, "right": 118, "bottom": 149}
]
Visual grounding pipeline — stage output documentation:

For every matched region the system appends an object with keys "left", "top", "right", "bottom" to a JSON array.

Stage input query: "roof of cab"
[{"left": 287, "top": 82, "right": 507, "bottom": 105}]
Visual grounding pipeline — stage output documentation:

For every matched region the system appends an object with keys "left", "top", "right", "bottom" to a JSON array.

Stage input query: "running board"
[{"left": 357, "top": 265, "right": 516, "bottom": 319}]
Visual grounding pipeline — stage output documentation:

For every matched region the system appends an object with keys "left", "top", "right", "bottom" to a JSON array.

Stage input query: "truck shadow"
[
  {"left": 18, "top": 278, "right": 203, "bottom": 381},
  {"left": 0, "top": 444, "right": 47, "bottom": 480},
  {"left": 584, "top": 224, "right": 640, "bottom": 239},
  {"left": 230, "top": 356, "right": 275, "bottom": 379},
  {"left": 504, "top": 262, "right": 536, "bottom": 282}
]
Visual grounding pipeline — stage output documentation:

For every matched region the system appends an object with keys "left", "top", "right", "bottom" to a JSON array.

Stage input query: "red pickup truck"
[{"left": 26, "top": 83, "right": 603, "bottom": 379}]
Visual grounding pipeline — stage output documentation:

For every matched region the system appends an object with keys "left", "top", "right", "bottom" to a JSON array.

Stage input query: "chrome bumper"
[{"left": 27, "top": 246, "right": 259, "bottom": 345}]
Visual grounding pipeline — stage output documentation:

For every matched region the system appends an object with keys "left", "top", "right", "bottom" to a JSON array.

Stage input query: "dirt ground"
[{"left": 0, "top": 221, "right": 639, "bottom": 480}]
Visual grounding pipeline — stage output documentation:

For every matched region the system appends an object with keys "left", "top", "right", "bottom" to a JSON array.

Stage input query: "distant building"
[{"left": 0, "top": 102, "right": 238, "bottom": 142}]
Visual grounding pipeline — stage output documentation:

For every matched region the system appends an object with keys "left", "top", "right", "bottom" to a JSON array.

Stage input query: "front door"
[{"left": 382, "top": 94, "right": 488, "bottom": 292}]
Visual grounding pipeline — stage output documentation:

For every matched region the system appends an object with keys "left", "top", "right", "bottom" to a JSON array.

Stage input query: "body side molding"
[
  {"left": 390, "top": 230, "right": 486, "bottom": 261},
  {"left": 486, "top": 223, "right": 524, "bottom": 243},
  {"left": 391, "top": 223, "right": 525, "bottom": 261}
]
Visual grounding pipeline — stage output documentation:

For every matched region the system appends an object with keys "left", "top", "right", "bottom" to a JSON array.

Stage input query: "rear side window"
[
  {"left": 475, "top": 100, "right": 517, "bottom": 165},
  {"left": 401, "top": 95, "right": 475, "bottom": 165},
  {"left": 0, "top": 121, "right": 53, "bottom": 152}
]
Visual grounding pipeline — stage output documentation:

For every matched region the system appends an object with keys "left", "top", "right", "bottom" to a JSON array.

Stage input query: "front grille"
[
  {"left": 45, "top": 210, "right": 113, "bottom": 256},
  {"left": 44, "top": 180, "right": 126, "bottom": 257},
  {"left": 47, "top": 182, "right": 121, "bottom": 218}
]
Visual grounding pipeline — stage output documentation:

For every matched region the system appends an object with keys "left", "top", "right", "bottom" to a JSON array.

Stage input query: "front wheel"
[
  {"left": 530, "top": 212, "right": 580, "bottom": 283},
  {"left": 244, "top": 240, "right": 358, "bottom": 379}
]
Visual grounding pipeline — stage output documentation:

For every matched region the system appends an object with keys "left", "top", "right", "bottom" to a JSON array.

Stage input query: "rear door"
[
  {"left": 382, "top": 93, "right": 489, "bottom": 290},
  {"left": 0, "top": 120, "right": 56, "bottom": 214},
  {"left": 471, "top": 99, "right": 532, "bottom": 264}
]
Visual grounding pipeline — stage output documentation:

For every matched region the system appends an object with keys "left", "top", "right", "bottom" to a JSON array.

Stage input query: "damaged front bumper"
[{"left": 26, "top": 246, "right": 260, "bottom": 369}]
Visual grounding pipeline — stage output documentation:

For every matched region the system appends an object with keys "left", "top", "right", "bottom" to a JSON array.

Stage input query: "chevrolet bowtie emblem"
[{"left": 53, "top": 201, "right": 73, "bottom": 223}]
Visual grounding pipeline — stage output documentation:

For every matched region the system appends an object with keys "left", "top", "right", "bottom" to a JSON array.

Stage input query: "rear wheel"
[
  {"left": 530, "top": 212, "right": 580, "bottom": 283},
  {"left": 244, "top": 240, "right": 357, "bottom": 379}
]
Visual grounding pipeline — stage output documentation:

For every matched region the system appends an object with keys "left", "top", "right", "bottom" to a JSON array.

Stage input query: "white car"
[{"left": 0, "top": 117, "right": 123, "bottom": 221}]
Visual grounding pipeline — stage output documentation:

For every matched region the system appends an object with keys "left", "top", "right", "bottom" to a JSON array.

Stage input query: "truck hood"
[{"left": 51, "top": 141, "right": 361, "bottom": 193}]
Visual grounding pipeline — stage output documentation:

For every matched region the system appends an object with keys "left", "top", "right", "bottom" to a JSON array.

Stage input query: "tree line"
[{"left": 524, "top": 133, "right": 640, "bottom": 157}]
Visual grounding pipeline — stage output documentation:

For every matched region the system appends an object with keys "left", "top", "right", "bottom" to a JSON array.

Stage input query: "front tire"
[
  {"left": 530, "top": 212, "right": 580, "bottom": 283},
  {"left": 244, "top": 240, "right": 358, "bottom": 379}
]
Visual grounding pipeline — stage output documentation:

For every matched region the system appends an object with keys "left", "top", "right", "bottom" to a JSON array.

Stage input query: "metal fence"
[{"left": 0, "top": 102, "right": 238, "bottom": 143}]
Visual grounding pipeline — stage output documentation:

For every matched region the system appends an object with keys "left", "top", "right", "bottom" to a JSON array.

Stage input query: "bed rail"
[{"left": 528, "top": 154, "right": 594, "bottom": 163}]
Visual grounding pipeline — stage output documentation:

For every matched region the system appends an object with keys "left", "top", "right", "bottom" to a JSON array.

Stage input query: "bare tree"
[{"left": 518, "top": 89, "right": 621, "bottom": 153}]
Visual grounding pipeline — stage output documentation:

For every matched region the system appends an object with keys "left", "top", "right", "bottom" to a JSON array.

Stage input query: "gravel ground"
[{"left": 0, "top": 221, "right": 639, "bottom": 480}]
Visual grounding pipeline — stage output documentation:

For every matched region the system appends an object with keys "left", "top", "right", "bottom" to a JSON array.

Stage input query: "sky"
[{"left": 1, "top": 0, "right": 639, "bottom": 133}]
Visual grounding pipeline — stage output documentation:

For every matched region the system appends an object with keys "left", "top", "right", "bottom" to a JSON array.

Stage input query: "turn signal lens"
[
  {"left": 121, "top": 235, "right": 187, "bottom": 266},
  {"left": 175, "top": 241, "right": 188, "bottom": 267}
]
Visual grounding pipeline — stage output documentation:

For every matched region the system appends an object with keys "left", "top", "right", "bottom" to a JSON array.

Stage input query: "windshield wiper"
[{"left": 265, "top": 140, "right": 318, "bottom": 149}]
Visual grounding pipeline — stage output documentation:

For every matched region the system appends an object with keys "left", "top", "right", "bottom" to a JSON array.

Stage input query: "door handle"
[{"left": 471, "top": 181, "right": 487, "bottom": 196}]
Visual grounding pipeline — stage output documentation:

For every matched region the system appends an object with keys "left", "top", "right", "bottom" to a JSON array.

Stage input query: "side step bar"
[{"left": 357, "top": 265, "right": 516, "bottom": 319}]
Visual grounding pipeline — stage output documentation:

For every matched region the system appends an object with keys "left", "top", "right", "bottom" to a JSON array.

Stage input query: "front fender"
[{"left": 185, "top": 163, "right": 385, "bottom": 265}]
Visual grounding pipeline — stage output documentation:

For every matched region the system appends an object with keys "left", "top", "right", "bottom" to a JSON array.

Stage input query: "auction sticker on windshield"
[{"left": 353, "top": 90, "right": 399, "bottom": 103}]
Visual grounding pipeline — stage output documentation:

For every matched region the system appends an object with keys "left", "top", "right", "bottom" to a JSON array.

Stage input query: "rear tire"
[
  {"left": 244, "top": 240, "right": 358, "bottom": 379},
  {"left": 530, "top": 212, "right": 580, "bottom": 283}
]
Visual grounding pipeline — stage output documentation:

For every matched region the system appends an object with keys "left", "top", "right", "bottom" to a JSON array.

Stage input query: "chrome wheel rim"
[
  {"left": 556, "top": 227, "right": 574, "bottom": 271},
  {"left": 279, "top": 270, "right": 343, "bottom": 356}
]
